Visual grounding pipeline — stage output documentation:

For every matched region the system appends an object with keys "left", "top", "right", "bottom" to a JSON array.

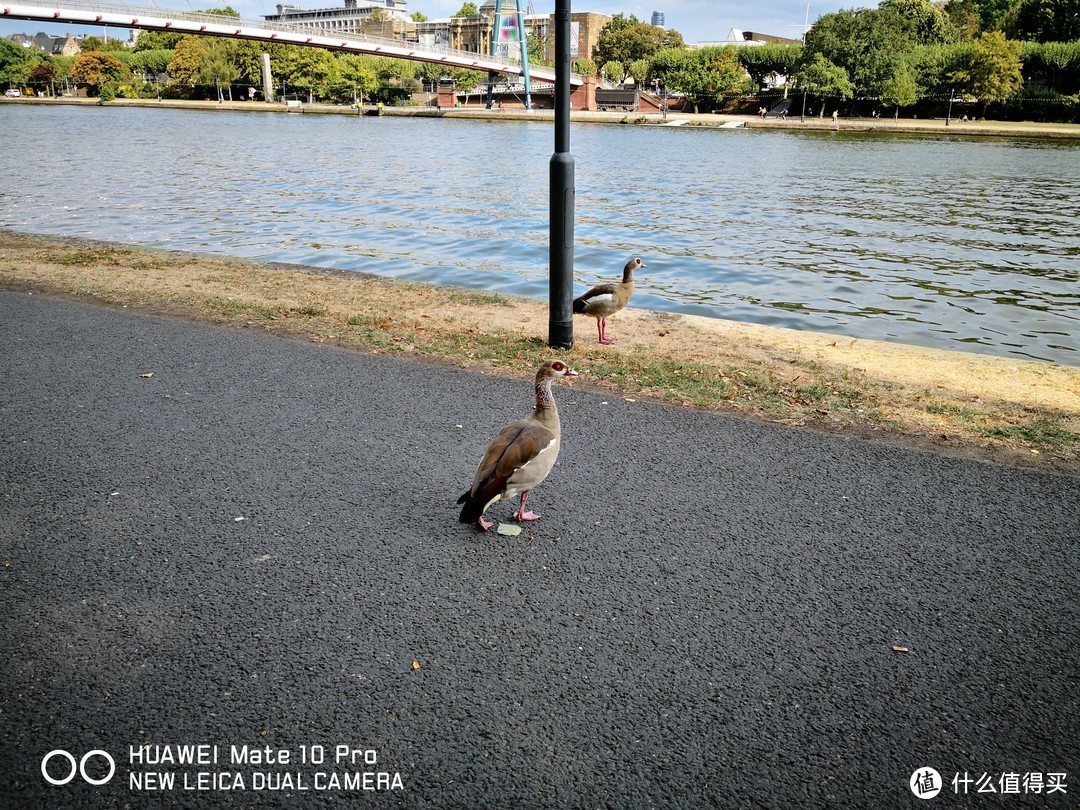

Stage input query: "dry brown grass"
[{"left": 2, "top": 229, "right": 1076, "bottom": 474}]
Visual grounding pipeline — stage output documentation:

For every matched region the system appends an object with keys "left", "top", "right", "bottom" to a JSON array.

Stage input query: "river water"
[{"left": 1, "top": 104, "right": 1077, "bottom": 364}]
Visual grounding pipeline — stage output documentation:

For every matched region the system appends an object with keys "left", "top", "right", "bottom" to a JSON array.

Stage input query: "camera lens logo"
[
  {"left": 41, "top": 750, "right": 116, "bottom": 786},
  {"left": 910, "top": 767, "right": 943, "bottom": 799}
]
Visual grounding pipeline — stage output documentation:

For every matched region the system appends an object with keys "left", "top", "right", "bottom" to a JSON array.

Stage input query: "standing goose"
[
  {"left": 573, "top": 257, "right": 646, "bottom": 345},
  {"left": 458, "top": 360, "right": 579, "bottom": 531}
]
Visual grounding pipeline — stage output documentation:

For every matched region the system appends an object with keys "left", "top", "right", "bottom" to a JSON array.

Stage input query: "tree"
[
  {"left": 1003, "top": 0, "right": 1080, "bottom": 43},
  {"left": 233, "top": 40, "right": 269, "bottom": 85},
  {"left": 796, "top": 52, "right": 855, "bottom": 115},
  {"left": 949, "top": 30, "right": 1023, "bottom": 116},
  {"left": 360, "top": 7, "right": 392, "bottom": 32},
  {"left": 0, "top": 38, "right": 42, "bottom": 88},
  {"left": 968, "top": 0, "right": 1013, "bottom": 31},
  {"left": 627, "top": 58, "right": 650, "bottom": 86},
  {"left": 737, "top": 43, "right": 802, "bottom": 90},
  {"left": 70, "top": 50, "right": 127, "bottom": 95},
  {"left": 880, "top": 60, "right": 920, "bottom": 116},
  {"left": 879, "top": 0, "right": 959, "bottom": 45},
  {"left": 411, "top": 12, "right": 428, "bottom": 22},
  {"left": 452, "top": 2, "right": 478, "bottom": 17},
  {"left": 805, "top": 3, "right": 951, "bottom": 96},
  {"left": 602, "top": 59, "right": 624, "bottom": 84},
  {"left": 133, "top": 30, "right": 184, "bottom": 52},
  {"left": 168, "top": 36, "right": 208, "bottom": 87},
  {"left": 199, "top": 37, "right": 240, "bottom": 100},
  {"left": 29, "top": 60, "right": 57, "bottom": 94},
  {"left": 650, "top": 46, "right": 750, "bottom": 113},
  {"left": 78, "top": 35, "right": 129, "bottom": 54},
  {"left": 129, "top": 48, "right": 174, "bottom": 79},
  {"left": 278, "top": 46, "right": 337, "bottom": 102},
  {"left": 1021, "top": 40, "right": 1080, "bottom": 94},
  {"left": 594, "top": 19, "right": 684, "bottom": 74}
]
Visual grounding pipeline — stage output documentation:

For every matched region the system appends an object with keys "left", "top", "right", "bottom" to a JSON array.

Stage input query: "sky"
[{"left": 1, "top": 1, "right": 856, "bottom": 45}]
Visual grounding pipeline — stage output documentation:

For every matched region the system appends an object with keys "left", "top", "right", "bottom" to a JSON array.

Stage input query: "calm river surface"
[{"left": 1, "top": 104, "right": 1077, "bottom": 364}]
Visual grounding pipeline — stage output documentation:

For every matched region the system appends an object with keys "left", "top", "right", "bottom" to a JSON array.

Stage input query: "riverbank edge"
[
  {"left": 4, "top": 95, "right": 1080, "bottom": 139},
  {"left": 1, "top": 230, "right": 1076, "bottom": 475}
]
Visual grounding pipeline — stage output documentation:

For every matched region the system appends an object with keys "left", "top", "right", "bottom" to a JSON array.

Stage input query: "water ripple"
[{"left": 0, "top": 106, "right": 1077, "bottom": 364}]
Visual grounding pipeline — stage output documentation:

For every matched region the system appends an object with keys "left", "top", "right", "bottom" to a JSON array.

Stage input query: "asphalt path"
[{"left": 1, "top": 290, "right": 1077, "bottom": 808}]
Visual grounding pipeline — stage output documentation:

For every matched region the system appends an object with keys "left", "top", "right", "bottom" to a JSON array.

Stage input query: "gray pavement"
[{"left": 1, "top": 290, "right": 1077, "bottom": 808}]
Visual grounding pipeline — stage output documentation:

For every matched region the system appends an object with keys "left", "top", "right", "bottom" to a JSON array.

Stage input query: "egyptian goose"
[
  {"left": 458, "top": 360, "right": 578, "bottom": 530},
  {"left": 573, "top": 257, "right": 646, "bottom": 344}
]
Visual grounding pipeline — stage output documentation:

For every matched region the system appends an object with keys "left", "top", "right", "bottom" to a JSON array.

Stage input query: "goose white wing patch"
[
  {"left": 587, "top": 293, "right": 615, "bottom": 305},
  {"left": 515, "top": 436, "right": 558, "bottom": 471}
]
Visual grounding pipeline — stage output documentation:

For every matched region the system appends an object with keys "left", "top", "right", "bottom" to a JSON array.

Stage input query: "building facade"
[
  {"left": 262, "top": 0, "right": 409, "bottom": 33},
  {"left": 9, "top": 32, "right": 81, "bottom": 56}
]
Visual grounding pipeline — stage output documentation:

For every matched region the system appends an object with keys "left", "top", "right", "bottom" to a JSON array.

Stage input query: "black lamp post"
[{"left": 548, "top": 0, "right": 574, "bottom": 348}]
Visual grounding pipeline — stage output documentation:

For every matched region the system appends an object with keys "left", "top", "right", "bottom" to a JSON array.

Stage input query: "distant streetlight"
[{"left": 946, "top": 88, "right": 955, "bottom": 126}]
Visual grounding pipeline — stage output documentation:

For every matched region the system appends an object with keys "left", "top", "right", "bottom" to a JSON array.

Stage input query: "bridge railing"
[{"left": 9, "top": 0, "right": 524, "bottom": 68}]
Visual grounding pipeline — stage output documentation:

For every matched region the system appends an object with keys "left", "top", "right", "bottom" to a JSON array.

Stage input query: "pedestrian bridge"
[{"left": 2, "top": 0, "right": 579, "bottom": 85}]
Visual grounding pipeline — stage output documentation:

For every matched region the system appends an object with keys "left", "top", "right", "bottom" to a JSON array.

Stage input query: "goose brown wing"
[
  {"left": 573, "top": 283, "right": 618, "bottom": 312},
  {"left": 466, "top": 421, "right": 556, "bottom": 505}
]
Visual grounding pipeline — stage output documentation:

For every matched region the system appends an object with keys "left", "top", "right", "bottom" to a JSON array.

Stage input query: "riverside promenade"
[
  {"left": 5, "top": 95, "right": 1080, "bottom": 140},
  {"left": 1, "top": 289, "right": 1077, "bottom": 808}
]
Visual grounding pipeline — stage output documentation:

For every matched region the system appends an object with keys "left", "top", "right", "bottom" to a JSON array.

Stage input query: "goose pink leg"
[
  {"left": 514, "top": 492, "right": 541, "bottom": 522},
  {"left": 598, "top": 318, "right": 615, "bottom": 345},
  {"left": 477, "top": 515, "right": 495, "bottom": 531}
]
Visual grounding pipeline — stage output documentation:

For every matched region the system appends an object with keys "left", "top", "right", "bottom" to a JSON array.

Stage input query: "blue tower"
[{"left": 485, "top": 0, "right": 532, "bottom": 110}]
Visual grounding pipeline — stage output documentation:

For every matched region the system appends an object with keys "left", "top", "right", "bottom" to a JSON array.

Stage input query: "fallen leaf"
[
  {"left": 496, "top": 523, "right": 522, "bottom": 536},
  {"left": 138, "top": 372, "right": 154, "bottom": 378},
  {"left": 412, "top": 660, "right": 421, "bottom": 670},
  {"left": 891, "top": 645, "right": 909, "bottom": 653}
]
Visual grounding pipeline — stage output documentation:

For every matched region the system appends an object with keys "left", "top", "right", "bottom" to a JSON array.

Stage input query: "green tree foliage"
[
  {"left": 943, "top": 0, "right": 984, "bottom": 39},
  {"left": 0, "top": 38, "right": 42, "bottom": 86},
  {"left": 168, "top": 36, "right": 208, "bottom": 87},
  {"left": 627, "top": 58, "right": 650, "bottom": 85},
  {"left": 806, "top": 0, "right": 955, "bottom": 96},
  {"left": 879, "top": 0, "right": 959, "bottom": 44},
  {"left": 572, "top": 56, "right": 596, "bottom": 76},
  {"left": 198, "top": 6, "right": 239, "bottom": 15},
  {"left": 969, "top": 0, "right": 1014, "bottom": 31},
  {"left": 411, "top": 12, "right": 428, "bottom": 22},
  {"left": 602, "top": 59, "right": 624, "bottom": 83},
  {"left": 452, "top": 2, "right": 478, "bottom": 17},
  {"left": 1003, "top": 0, "right": 1080, "bottom": 43},
  {"left": 78, "top": 35, "right": 130, "bottom": 53},
  {"left": 737, "top": 43, "right": 802, "bottom": 90},
  {"left": 129, "top": 49, "right": 174, "bottom": 77},
  {"left": 199, "top": 37, "right": 240, "bottom": 100},
  {"left": 1020, "top": 40, "right": 1080, "bottom": 91},
  {"left": 133, "top": 31, "right": 185, "bottom": 52},
  {"left": 338, "top": 53, "right": 380, "bottom": 101},
  {"left": 949, "top": 31, "right": 1024, "bottom": 114},
  {"left": 28, "top": 60, "right": 56, "bottom": 93},
  {"left": 650, "top": 46, "right": 749, "bottom": 113},
  {"left": 796, "top": 52, "right": 855, "bottom": 111},
  {"left": 232, "top": 40, "right": 269, "bottom": 85},
  {"left": 70, "top": 50, "right": 127, "bottom": 95},
  {"left": 880, "top": 59, "right": 920, "bottom": 115},
  {"left": 594, "top": 18, "right": 684, "bottom": 74},
  {"left": 526, "top": 31, "right": 549, "bottom": 66}
]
